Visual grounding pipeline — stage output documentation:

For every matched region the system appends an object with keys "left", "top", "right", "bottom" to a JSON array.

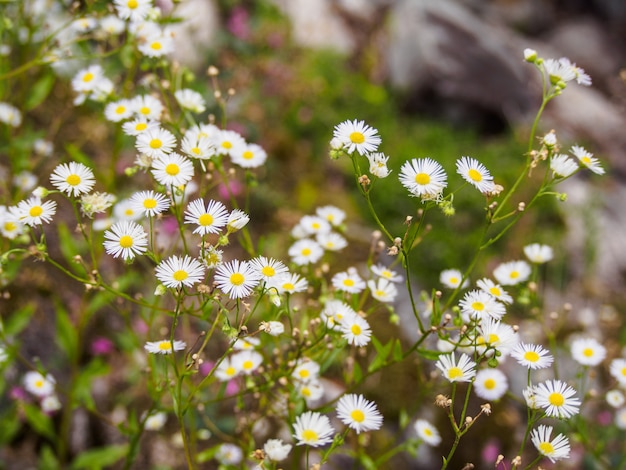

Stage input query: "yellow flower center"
[
  {"left": 283, "top": 282, "right": 295, "bottom": 291},
  {"left": 510, "top": 271, "right": 519, "bottom": 279},
  {"left": 125, "top": 209, "right": 134, "bottom": 216},
  {"left": 621, "top": 367, "right": 626, "bottom": 377},
  {"left": 226, "top": 366, "right": 236, "bottom": 376},
  {"left": 221, "top": 141, "right": 232, "bottom": 149},
  {"left": 343, "top": 279, "right": 355, "bottom": 287},
  {"left": 136, "top": 122, "right": 147, "bottom": 131},
  {"left": 539, "top": 442, "right": 554, "bottom": 455},
  {"left": 301, "top": 248, "right": 311, "bottom": 256},
  {"left": 29, "top": 206, "right": 43, "bottom": 217},
  {"left": 448, "top": 367, "right": 463, "bottom": 379},
  {"left": 489, "top": 286, "right": 501, "bottom": 296},
  {"left": 127, "top": 0, "right": 138, "bottom": 8},
  {"left": 424, "top": 428, "right": 433, "bottom": 437},
  {"left": 351, "top": 410, "right": 365, "bottom": 423},
  {"left": 471, "top": 301, "right": 484, "bottom": 311},
  {"left": 487, "top": 334, "right": 499, "bottom": 344},
  {"left": 548, "top": 392, "right": 564, "bottom": 407},
  {"left": 83, "top": 72, "right": 94, "bottom": 82},
  {"left": 581, "top": 156, "right": 591, "bottom": 165},
  {"left": 151, "top": 42, "right": 162, "bottom": 51},
  {"left": 415, "top": 172, "right": 430, "bottom": 185},
  {"left": 262, "top": 266, "right": 275, "bottom": 277},
  {"left": 198, "top": 213, "right": 214, "bottom": 226},
  {"left": 191, "top": 147, "right": 201, "bottom": 155},
  {"left": 165, "top": 164, "right": 179, "bottom": 176},
  {"left": 583, "top": 348, "right": 594, "bottom": 357},
  {"left": 35, "top": 379, "right": 44, "bottom": 388},
  {"left": 4, "top": 221, "right": 16, "bottom": 231},
  {"left": 351, "top": 324, "right": 362, "bottom": 335},
  {"left": 301, "top": 387, "right": 311, "bottom": 397},
  {"left": 173, "top": 270, "right": 188, "bottom": 281},
  {"left": 66, "top": 174, "right": 81, "bottom": 186},
  {"left": 115, "top": 105, "right": 126, "bottom": 114},
  {"left": 484, "top": 378, "right": 496, "bottom": 390},
  {"left": 312, "top": 222, "right": 320, "bottom": 229},
  {"left": 468, "top": 168, "right": 483, "bottom": 182},
  {"left": 242, "top": 360, "right": 253, "bottom": 370},
  {"left": 299, "top": 369, "right": 309, "bottom": 379},
  {"left": 524, "top": 351, "right": 540, "bottom": 362},
  {"left": 158, "top": 342, "right": 172, "bottom": 351},
  {"left": 149, "top": 138, "right": 162, "bottom": 149},
  {"left": 449, "top": 276, "right": 458, "bottom": 285},
  {"left": 302, "top": 429, "right": 319, "bottom": 443},
  {"left": 375, "top": 290, "right": 385, "bottom": 297},
  {"left": 230, "top": 273, "right": 244, "bottom": 286},
  {"left": 143, "top": 199, "right": 157, "bottom": 209},
  {"left": 242, "top": 150, "right": 254, "bottom": 160},
  {"left": 119, "top": 235, "right": 133, "bottom": 248},
  {"left": 139, "top": 106, "right": 150, "bottom": 115},
  {"left": 349, "top": 131, "right": 365, "bottom": 144}
]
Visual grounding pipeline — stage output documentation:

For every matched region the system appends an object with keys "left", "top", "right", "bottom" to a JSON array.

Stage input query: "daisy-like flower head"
[
  {"left": 232, "top": 336, "right": 260, "bottom": 351},
  {"left": 435, "top": 353, "right": 477, "bottom": 383},
  {"left": 113, "top": 198, "right": 142, "bottom": 221},
  {"left": 473, "top": 368, "right": 508, "bottom": 401},
  {"left": 559, "top": 57, "right": 592, "bottom": 86},
  {"left": 174, "top": 88, "right": 206, "bottom": 113},
  {"left": 288, "top": 238, "right": 324, "bottom": 265},
  {"left": 0, "top": 207, "right": 24, "bottom": 240},
  {"left": 249, "top": 256, "right": 289, "bottom": 282},
  {"left": 226, "top": 209, "right": 250, "bottom": 232},
  {"left": 41, "top": 394, "right": 62, "bottom": 414},
  {"left": 136, "top": 126, "right": 177, "bottom": 159},
  {"left": 476, "top": 278, "right": 513, "bottom": 304},
  {"left": 201, "top": 245, "right": 223, "bottom": 269},
  {"left": 550, "top": 154, "right": 578, "bottom": 178},
  {"left": 367, "top": 152, "right": 391, "bottom": 178},
  {"left": 511, "top": 343, "right": 554, "bottom": 370},
  {"left": 609, "top": 358, "right": 626, "bottom": 386},
  {"left": 131, "top": 94, "right": 163, "bottom": 121},
  {"left": 155, "top": 255, "right": 205, "bottom": 289},
  {"left": 16, "top": 197, "right": 56, "bottom": 226},
  {"left": 297, "top": 380, "right": 325, "bottom": 405},
  {"left": 181, "top": 134, "right": 214, "bottom": 161},
  {"left": 214, "top": 259, "right": 261, "bottom": 299},
  {"left": 129, "top": 190, "right": 170, "bottom": 217},
  {"left": 151, "top": 152, "right": 194, "bottom": 187},
  {"left": 316, "top": 232, "right": 348, "bottom": 251},
  {"left": 332, "top": 267, "right": 366, "bottom": 294},
  {"left": 316, "top": 205, "right": 346, "bottom": 226},
  {"left": 80, "top": 192, "right": 116, "bottom": 218},
  {"left": 292, "top": 411, "right": 335, "bottom": 447},
  {"left": 414, "top": 419, "right": 441, "bottom": 446},
  {"left": 399, "top": 158, "right": 447, "bottom": 199},
  {"left": 215, "top": 444, "right": 243, "bottom": 466},
  {"left": 138, "top": 32, "right": 175, "bottom": 58},
  {"left": 292, "top": 359, "right": 320, "bottom": 383},
  {"left": 367, "top": 278, "right": 398, "bottom": 303},
  {"left": 71, "top": 17, "right": 97, "bottom": 34},
  {"left": 23, "top": 371, "right": 56, "bottom": 397},
  {"left": 542, "top": 130, "right": 557, "bottom": 149},
  {"left": 336, "top": 394, "right": 383, "bottom": 434},
  {"left": 13, "top": 171, "right": 37, "bottom": 192},
  {"left": 71, "top": 65, "right": 105, "bottom": 94},
  {"left": 144, "top": 339, "right": 186, "bottom": 354},
  {"left": 122, "top": 118, "right": 159, "bottom": 137},
  {"left": 114, "top": 0, "right": 152, "bottom": 21},
  {"left": 99, "top": 15, "right": 126, "bottom": 35},
  {"left": 543, "top": 57, "right": 577, "bottom": 86},
  {"left": 530, "top": 425, "right": 571, "bottom": 463},
  {"left": 371, "top": 264, "right": 403, "bottom": 283},
  {"left": 231, "top": 350, "right": 263, "bottom": 375},
  {"left": 298, "top": 215, "right": 332, "bottom": 236},
  {"left": 321, "top": 300, "right": 357, "bottom": 330},
  {"left": 440, "top": 269, "right": 468, "bottom": 289},
  {"left": 534, "top": 379, "right": 581, "bottom": 419},
  {"left": 213, "top": 129, "right": 246, "bottom": 156},
  {"left": 184, "top": 199, "right": 228, "bottom": 236},
  {"left": 269, "top": 272, "right": 308, "bottom": 295},
  {"left": 103, "top": 220, "right": 148, "bottom": 260},
  {"left": 0, "top": 102, "right": 22, "bottom": 127},
  {"left": 333, "top": 119, "right": 381, "bottom": 156},
  {"left": 570, "top": 145, "right": 605, "bottom": 175},
  {"left": 104, "top": 99, "right": 133, "bottom": 122},
  {"left": 475, "top": 318, "right": 519, "bottom": 357},
  {"left": 570, "top": 337, "right": 606, "bottom": 367},
  {"left": 493, "top": 260, "right": 531, "bottom": 286},
  {"left": 606, "top": 389, "right": 625, "bottom": 408},
  {"left": 230, "top": 142, "right": 268, "bottom": 168},
  {"left": 459, "top": 290, "right": 506, "bottom": 322},
  {"left": 456, "top": 156, "right": 495, "bottom": 193},
  {"left": 50, "top": 162, "right": 96, "bottom": 197},
  {"left": 263, "top": 439, "right": 292, "bottom": 462},
  {"left": 214, "top": 356, "right": 240, "bottom": 382},
  {"left": 524, "top": 243, "right": 554, "bottom": 264},
  {"left": 340, "top": 313, "right": 372, "bottom": 347},
  {"left": 260, "top": 320, "right": 285, "bottom": 336}
]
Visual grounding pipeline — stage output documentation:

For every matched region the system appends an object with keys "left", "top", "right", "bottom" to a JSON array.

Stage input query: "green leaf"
[
  {"left": 56, "top": 223, "right": 87, "bottom": 273},
  {"left": 392, "top": 339, "right": 404, "bottom": 362},
  {"left": 359, "top": 454, "right": 378, "bottom": 470},
  {"left": 3, "top": 302, "right": 35, "bottom": 336},
  {"left": 352, "top": 360, "right": 362, "bottom": 383},
  {"left": 64, "top": 143, "right": 92, "bottom": 167},
  {"left": 39, "top": 444, "right": 61, "bottom": 470},
  {"left": 55, "top": 304, "right": 78, "bottom": 361},
  {"left": 416, "top": 348, "right": 442, "bottom": 361},
  {"left": 72, "top": 358, "right": 109, "bottom": 410},
  {"left": 70, "top": 444, "right": 129, "bottom": 470},
  {"left": 24, "top": 73, "right": 55, "bottom": 111},
  {"left": 368, "top": 337, "right": 393, "bottom": 373},
  {"left": 23, "top": 403, "right": 56, "bottom": 441},
  {"left": 0, "top": 409, "right": 21, "bottom": 444}
]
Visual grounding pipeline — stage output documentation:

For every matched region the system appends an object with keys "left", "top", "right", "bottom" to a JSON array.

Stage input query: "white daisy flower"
[
  {"left": 493, "top": 260, "right": 531, "bottom": 286},
  {"left": 333, "top": 119, "right": 381, "bottom": 156},
  {"left": 230, "top": 142, "right": 267, "bottom": 168},
  {"left": 570, "top": 145, "right": 605, "bottom": 175},
  {"left": 122, "top": 118, "right": 159, "bottom": 136},
  {"left": 340, "top": 313, "right": 372, "bottom": 347},
  {"left": 414, "top": 419, "right": 441, "bottom": 446},
  {"left": 332, "top": 267, "right": 366, "bottom": 294},
  {"left": 288, "top": 238, "right": 324, "bottom": 265},
  {"left": 144, "top": 339, "right": 186, "bottom": 354},
  {"left": 473, "top": 368, "right": 508, "bottom": 401},
  {"left": 201, "top": 245, "right": 223, "bottom": 269},
  {"left": 131, "top": 94, "right": 163, "bottom": 121},
  {"left": 184, "top": 199, "right": 229, "bottom": 235},
  {"left": 155, "top": 255, "right": 205, "bottom": 289},
  {"left": 531, "top": 425, "right": 570, "bottom": 463},
  {"left": 459, "top": 290, "right": 506, "bottom": 321},
  {"left": 180, "top": 134, "right": 214, "bottom": 161},
  {"left": 534, "top": 379, "right": 581, "bottom": 419},
  {"left": 41, "top": 394, "right": 62, "bottom": 414},
  {"left": 104, "top": 99, "right": 133, "bottom": 122},
  {"left": 13, "top": 171, "right": 37, "bottom": 192},
  {"left": 606, "top": 389, "right": 625, "bottom": 408},
  {"left": 367, "top": 278, "right": 398, "bottom": 303},
  {"left": 475, "top": 318, "right": 519, "bottom": 357},
  {"left": 214, "top": 357, "right": 240, "bottom": 382},
  {"left": 99, "top": 15, "right": 126, "bottom": 35},
  {"left": 291, "top": 359, "right": 320, "bottom": 383},
  {"left": 213, "top": 129, "right": 246, "bottom": 156},
  {"left": 316, "top": 231, "right": 348, "bottom": 251},
  {"left": 440, "top": 269, "right": 468, "bottom": 289},
  {"left": 232, "top": 336, "right": 260, "bottom": 351},
  {"left": 114, "top": 0, "right": 152, "bottom": 21},
  {"left": 214, "top": 259, "right": 261, "bottom": 299},
  {"left": 138, "top": 32, "right": 175, "bottom": 58},
  {"left": 103, "top": 221, "right": 148, "bottom": 260},
  {"left": 71, "top": 17, "right": 97, "bottom": 34},
  {"left": 23, "top": 371, "right": 55, "bottom": 397},
  {"left": 610, "top": 358, "right": 626, "bottom": 386},
  {"left": 113, "top": 198, "right": 143, "bottom": 221},
  {"left": 542, "top": 130, "right": 557, "bottom": 148},
  {"left": 33, "top": 139, "right": 53, "bottom": 157},
  {"left": 321, "top": 300, "right": 357, "bottom": 330},
  {"left": 292, "top": 411, "right": 335, "bottom": 447},
  {"left": 260, "top": 321, "right": 285, "bottom": 336},
  {"left": 50, "top": 162, "right": 96, "bottom": 197},
  {"left": 0, "top": 102, "right": 22, "bottom": 127},
  {"left": 570, "top": 337, "right": 606, "bottom": 366},
  {"left": 16, "top": 197, "right": 56, "bottom": 226},
  {"left": 0, "top": 208, "right": 24, "bottom": 240},
  {"left": 263, "top": 439, "right": 292, "bottom": 462},
  {"left": 249, "top": 256, "right": 289, "bottom": 282},
  {"left": 80, "top": 192, "right": 116, "bottom": 218},
  {"left": 270, "top": 272, "right": 308, "bottom": 295},
  {"left": 215, "top": 443, "right": 243, "bottom": 466},
  {"left": 435, "top": 353, "right": 476, "bottom": 383},
  {"left": 524, "top": 243, "right": 554, "bottom": 264},
  {"left": 476, "top": 278, "right": 513, "bottom": 304},
  {"left": 543, "top": 57, "right": 577, "bottom": 85},
  {"left": 231, "top": 350, "right": 263, "bottom": 375},
  {"left": 511, "top": 343, "right": 554, "bottom": 370},
  {"left": 135, "top": 127, "right": 177, "bottom": 159},
  {"left": 550, "top": 154, "right": 578, "bottom": 178},
  {"left": 298, "top": 215, "right": 332, "bottom": 236},
  {"left": 399, "top": 157, "right": 447, "bottom": 199},
  {"left": 456, "top": 156, "right": 495, "bottom": 193},
  {"left": 151, "top": 152, "right": 194, "bottom": 187},
  {"left": 71, "top": 65, "right": 105, "bottom": 94},
  {"left": 367, "top": 152, "right": 391, "bottom": 178},
  {"left": 129, "top": 190, "right": 170, "bottom": 217},
  {"left": 226, "top": 209, "right": 249, "bottom": 232},
  {"left": 185, "top": 123, "right": 220, "bottom": 142},
  {"left": 371, "top": 264, "right": 403, "bottom": 283},
  {"left": 336, "top": 394, "right": 383, "bottom": 434},
  {"left": 316, "top": 205, "right": 346, "bottom": 226},
  {"left": 297, "top": 380, "right": 325, "bottom": 405},
  {"left": 174, "top": 88, "right": 206, "bottom": 113}
]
